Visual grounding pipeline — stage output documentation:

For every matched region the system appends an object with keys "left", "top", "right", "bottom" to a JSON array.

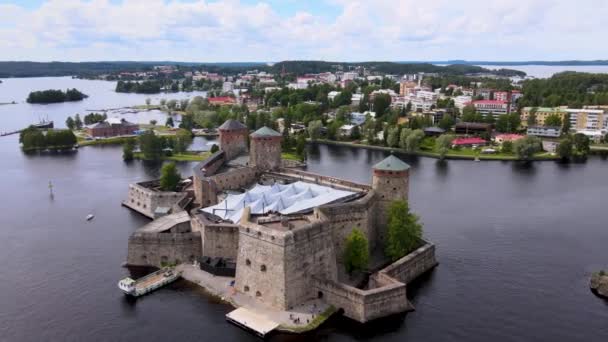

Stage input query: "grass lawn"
[
  {"left": 78, "top": 135, "right": 136, "bottom": 146},
  {"left": 281, "top": 151, "right": 302, "bottom": 161},
  {"left": 133, "top": 151, "right": 210, "bottom": 162}
]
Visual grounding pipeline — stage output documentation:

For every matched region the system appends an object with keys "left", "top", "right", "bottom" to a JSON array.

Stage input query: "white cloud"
[{"left": 1, "top": 0, "right": 607, "bottom": 61}]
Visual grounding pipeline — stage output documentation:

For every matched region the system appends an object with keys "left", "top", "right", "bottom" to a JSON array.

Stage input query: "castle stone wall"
[
  {"left": 316, "top": 191, "right": 378, "bottom": 260},
  {"left": 127, "top": 232, "right": 202, "bottom": 267},
  {"left": 311, "top": 276, "right": 409, "bottom": 323},
  {"left": 380, "top": 241, "right": 438, "bottom": 284},
  {"left": 191, "top": 215, "right": 240, "bottom": 260},
  {"left": 193, "top": 151, "right": 226, "bottom": 206},
  {"left": 209, "top": 167, "right": 257, "bottom": 193},
  {"left": 124, "top": 183, "right": 187, "bottom": 219}
]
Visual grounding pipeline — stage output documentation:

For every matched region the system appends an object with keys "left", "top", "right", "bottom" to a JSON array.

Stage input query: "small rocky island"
[{"left": 590, "top": 271, "right": 608, "bottom": 299}]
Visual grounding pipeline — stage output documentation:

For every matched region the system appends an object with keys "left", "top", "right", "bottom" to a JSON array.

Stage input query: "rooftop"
[
  {"left": 251, "top": 126, "right": 281, "bottom": 137},
  {"left": 218, "top": 119, "right": 247, "bottom": 131},
  {"left": 201, "top": 181, "right": 355, "bottom": 224},
  {"left": 373, "top": 155, "right": 410, "bottom": 172}
]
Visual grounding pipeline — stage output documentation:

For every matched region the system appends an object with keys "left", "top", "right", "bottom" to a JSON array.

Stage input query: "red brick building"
[
  {"left": 208, "top": 96, "right": 236, "bottom": 106},
  {"left": 86, "top": 118, "right": 138, "bottom": 138}
]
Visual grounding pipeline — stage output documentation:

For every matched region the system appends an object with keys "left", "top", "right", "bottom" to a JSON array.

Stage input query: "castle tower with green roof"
[
  {"left": 249, "top": 126, "right": 282, "bottom": 171},
  {"left": 372, "top": 154, "right": 410, "bottom": 243}
]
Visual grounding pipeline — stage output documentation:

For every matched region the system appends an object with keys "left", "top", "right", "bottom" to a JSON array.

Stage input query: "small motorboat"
[{"left": 86, "top": 214, "right": 95, "bottom": 221}]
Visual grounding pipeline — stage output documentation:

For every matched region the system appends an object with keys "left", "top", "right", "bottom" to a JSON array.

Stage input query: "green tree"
[
  {"left": 399, "top": 128, "right": 412, "bottom": 149},
  {"left": 138, "top": 130, "right": 162, "bottom": 161},
  {"left": 513, "top": 136, "right": 542, "bottom": 160},
  {"left": 557, "top": 136, "right": 573, "bottom": 161},
  {"left": 173, "top": 129, "right": 193, "bottom": 154},
  {"left": 160, "top": 162, "right": 181, "bottom": 191},
  {"left": 210, "top": 144, "right": 219, "bottom": 153},
  {"left": 167, "top": 99, "right": 178, "bottom": 111},
  {"left": 160, "top": 98, "right": 167, "bottom": 106},
  {"left": 572, "top": 133, "right": 590, "bottom": 158},
  {"left": 307, "top": 120, "right": 323, "bottom": 141},
  {"left": 343, "top": 229, "right": 369, "bottom": 274},
  {"left": 501, "top": 140, "right": 513, "bottom": 154},
  {"left": 295, "top": 134, "right": 307, "bottom": 160},
  {"left": 436, "top": 134, "right": 454, "bottom": 160},
  {"left": 405, "top": 129, "right": 424, "bottom": 152},
  {"left": 438, "top": 115, "right": 455, "bottom": 131},
  {"left": 150, "top": 119, "right": 157, "bottom": 126},
  {"left": 165, "top": 116, "right": 174, "bottom": 127},
  {"left": 495, "top": 113, "right": 520, "bottom": 133},
  {"left": 544, "top": 113, "right": 562, "bottom": 127},
  {"left": 372, "top": 93, "right": 392, "bottom": 116},
  {"left": 74, "top": 114, "right": 83, "bottom": 130},
  {"left": 386, "top": 126, "right": 400, "bottom": 147},
  {"left": 65, "top": 116, "right": 75, "bottom": 130},
  {"left": 461, "top": 104, "right": 479, "bottom": 122},
  {"left": 145, "top": 98, "right": 151, "bottom": 106},
  {"left": 385, "top": 200, "right": 423, "bottom": 261},
  {"left": 122, "top": 139, "right": 135, "bottom": 161}
]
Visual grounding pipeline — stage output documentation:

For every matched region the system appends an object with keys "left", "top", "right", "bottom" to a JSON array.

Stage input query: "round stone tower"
[
  {"left": 249, "top": 126, "right": 282, "bottom": 171},
  {"left": 371, "top": 154, "right": 410, "bottom": 244},
  {"left": 218, "top": 119, "right": 248, "bottom": 160}
]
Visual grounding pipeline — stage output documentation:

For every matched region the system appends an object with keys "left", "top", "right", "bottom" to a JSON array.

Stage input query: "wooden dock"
[{"left": 226, "top": 307, "right": 279, "bottom": 338}]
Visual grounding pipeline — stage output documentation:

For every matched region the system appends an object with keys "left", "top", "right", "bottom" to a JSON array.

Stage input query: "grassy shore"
[
  {"left": 78, "top": 135, "right": 136, "bottom": 146},
  {"left": 133, "top": 151, "right": 211, "bottom": 162},
  {"left": 279, "top": 306, "right": 337, "bottom": 333},
  {"left": 281, "top": 151, "right": 303, "bottom": 161},
  {"left": 313, "top": 139, "right": 559, "bottom": 161}
]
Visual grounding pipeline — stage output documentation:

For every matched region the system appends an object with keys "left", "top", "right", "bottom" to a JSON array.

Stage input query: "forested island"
[
  {"left": 26, "top": 88, "right": 88, "bottom": 104},
  {"left": 19, "top": 127, "right": 77, "bottom": 152},
  {"left": 116, "top": 80, "right": 162, "bottom": 94}
]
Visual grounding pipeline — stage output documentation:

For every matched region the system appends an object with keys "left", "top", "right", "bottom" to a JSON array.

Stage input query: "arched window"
[
  {"left": 246, "top": 259, "right": 251, "bottom": 266},
  {"left": 260, "top": 265, "right": 267, "bottom": 272},
  {"left": 244, "top": 285, "right": 250, "bottom": 292},
  {"left": 256, "top": 291, "right": 262, "bottom": 297}
]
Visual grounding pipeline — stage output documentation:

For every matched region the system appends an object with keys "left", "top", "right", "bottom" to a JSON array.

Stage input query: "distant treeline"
[
  {"left": 267, "top": 61, "right": 526, "bottom": 77},
  {"left": 26, "top": 88, "right": 88, "bottom": 104},
  {"left": 0, "top": 60, "right": 526, "bottom": 78},
  {"left": 20, "top": 128, "right": 77, "bottom": 151},
  {"left": 116, "top": 80, "right": 162, "bottom": 94},
  {"left": 519, "top": 72, "right": 608, "bottom": 108},
  {"left": 432, "top": 60, "right": 608, "bottom": 66}
]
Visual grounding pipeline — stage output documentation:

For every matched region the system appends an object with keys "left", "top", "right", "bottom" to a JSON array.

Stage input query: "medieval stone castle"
[{"left": 123, "top": 119, "right": 437, "bottom": 323}]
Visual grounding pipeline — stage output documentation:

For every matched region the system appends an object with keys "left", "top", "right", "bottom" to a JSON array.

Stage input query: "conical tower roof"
[
  {"left": 251, "top": 126, "right": 281, "bottom": 137},
  {"left": 373, "top": 155, "right": 410, "bottom": 171},
  {"left": 218, "top": 119, "right": 247, "bottom": 131}
]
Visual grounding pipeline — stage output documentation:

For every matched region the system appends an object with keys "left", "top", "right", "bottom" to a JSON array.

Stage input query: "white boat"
[
  {"left": 86, "top": 214, "right": 95, "bottom": 221},
  {"left": 118, "top": 267, "right": 181, "bottom": 297}
]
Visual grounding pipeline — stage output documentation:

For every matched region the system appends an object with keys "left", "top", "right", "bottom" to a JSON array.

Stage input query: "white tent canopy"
[{"left": 201, "top": 181, "right": 355, "bottom": 223}]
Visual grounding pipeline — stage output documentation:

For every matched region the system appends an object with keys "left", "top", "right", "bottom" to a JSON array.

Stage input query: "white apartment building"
[{"left": 454, "top": 95, "right": 472, "bottom": 110}]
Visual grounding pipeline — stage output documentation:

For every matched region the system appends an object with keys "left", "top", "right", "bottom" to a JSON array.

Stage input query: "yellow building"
[{"left": 520, "top": 107, "right": 567, "bottom": 127}]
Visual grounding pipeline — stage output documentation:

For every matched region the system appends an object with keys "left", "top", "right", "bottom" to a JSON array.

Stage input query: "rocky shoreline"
[{"left": 590, "top": 271, "right": 608, "bottom": 299}]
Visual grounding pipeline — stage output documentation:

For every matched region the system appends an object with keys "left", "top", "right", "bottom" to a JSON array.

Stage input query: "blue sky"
[{"left": 1, "top": 0, "right": 607, "bottom": 62}]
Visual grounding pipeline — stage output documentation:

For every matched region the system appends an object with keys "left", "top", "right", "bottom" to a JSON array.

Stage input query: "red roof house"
[{"left": 208, "top": 96, "right": 236, "bottom": 106}]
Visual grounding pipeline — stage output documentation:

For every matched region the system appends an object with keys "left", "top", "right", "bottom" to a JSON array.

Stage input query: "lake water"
[
  {"left": 0, "top": 77, "right": 207, "bottom": 133},
  {"left": 476, "top": 65, "right": 608, "bottom": 78},
  {"left": 1, "top": 78, "right": 608, "bottom": 341}
]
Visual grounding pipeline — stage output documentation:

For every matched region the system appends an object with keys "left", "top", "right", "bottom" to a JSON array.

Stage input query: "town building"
[
  {"left": 527, "top": 126, "right": 562, "bottom": 138},
  {"left": 222, "top": 82, "right": 234, "bottom": 93},
  {"left": 454, "top": 95, "right": 473, "bottom": 110},
  {"left": 351, "top": 93, "right": 364, "bottom": 106},
  {"left": 328, "top": 91, "right": 340, "bottom": 102},
  {"left": 473, "top": 100, "right": 510, "bottom": 117},
  {"left": 454, "top": 122, "right": 492, "bottom": 136},
  {"left": 399, "top": 81, "right": 417, "bottom": 97},
  {"left": 520, "top": 107, "right": 567, "bottom": 127},
  {"left": 493, "top": 91, "right": 509, "bottom": 102},
  {"left": 86, "top": 118, "right": 138, "bottom": 138},
  {"left": 208, "top": 97, "right": 236, "bottom": 106}
]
